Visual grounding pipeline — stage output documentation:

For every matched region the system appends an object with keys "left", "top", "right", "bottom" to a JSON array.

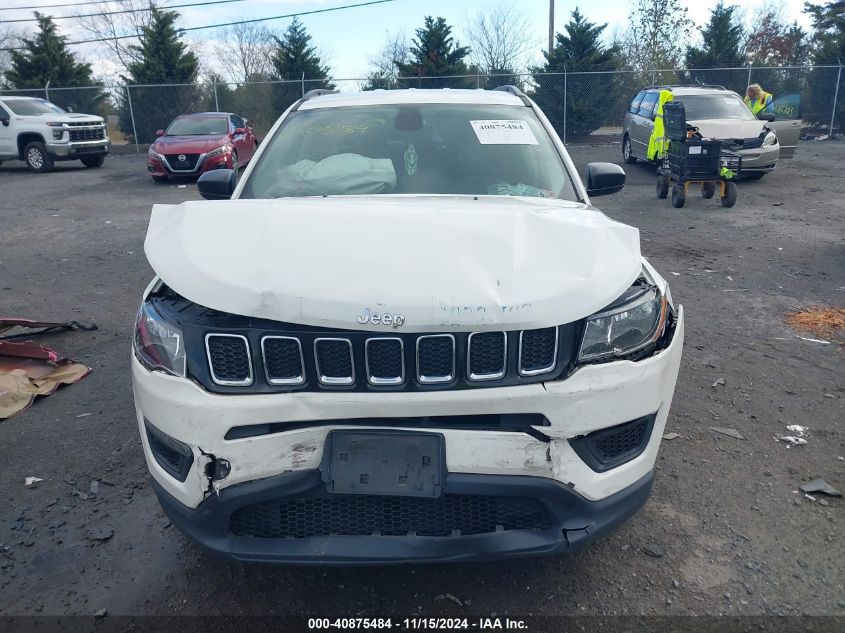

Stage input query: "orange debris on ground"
[{"left": 784, "top": 306, "right": 845, "bottom": 339}]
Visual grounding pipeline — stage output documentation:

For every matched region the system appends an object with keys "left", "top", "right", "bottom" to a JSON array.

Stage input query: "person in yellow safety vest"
[
  {"left": 744, "top": 84, "right": 773, "bottom": 115},
  {"left": 647, "top": 89, "right": 674, "bottom": 161}
]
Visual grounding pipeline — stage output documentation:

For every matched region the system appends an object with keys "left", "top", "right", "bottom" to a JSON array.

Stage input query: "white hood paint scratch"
[{"left": 144, "top": 196, "right": 642, "bottom": 332}]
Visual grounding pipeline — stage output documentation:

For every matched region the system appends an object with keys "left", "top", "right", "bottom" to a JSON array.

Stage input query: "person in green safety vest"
[
  {"left": 647, "top": 89, "right": 674, "bottom": 161},
  {"left": 744, "top": 84, "right": 773, "bottom": 115}
]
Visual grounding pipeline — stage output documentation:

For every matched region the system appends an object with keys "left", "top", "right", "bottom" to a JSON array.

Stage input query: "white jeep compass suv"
[{"left": 132, "top": 87, "right": 684, "bottom": 564}]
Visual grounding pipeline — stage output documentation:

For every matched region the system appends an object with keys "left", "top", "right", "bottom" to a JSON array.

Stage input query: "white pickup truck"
[{"left": 0, "top": 96, "right": 110, "bottom": 173}]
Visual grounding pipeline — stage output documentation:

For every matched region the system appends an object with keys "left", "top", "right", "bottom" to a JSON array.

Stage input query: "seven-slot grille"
[
  {"left": 467, "top": 332, "right": 507, "bottom": 380},
  {"left": 417, "top": 335, "right": 455, "bottom": 383},
  {"left": 519, "top": 327, "right": 558, "bottom": 375},
  {"left": 205, "top": 334, "right": 252, "bottom": 385},
  {"left": 262, "top": 336, "right": 304, "bottom": 385},
  {"left": 365, "top": 338, "right": 404, "bottom": 385},
  {"left": 315, "top": 338, "right": 355, "bottom": 385},
  {"left": 202, "top": 327, "right": 565, "bottom": 390}
]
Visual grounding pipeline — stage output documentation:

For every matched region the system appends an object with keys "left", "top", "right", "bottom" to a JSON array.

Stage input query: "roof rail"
[
  {"left": 302, "top": 88, "right": 339, "bottom": 101},
  {"left": 493, "top": 84, "right": 530, "bottom": 105},
  {"left": 650, "top": 83, "right": 727, "bottom": 90},
  {"left": 291, "top": 88, "right": 339, "bottom": 112}
]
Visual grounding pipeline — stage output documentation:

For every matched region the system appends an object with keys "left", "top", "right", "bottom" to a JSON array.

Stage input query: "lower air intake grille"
[
  {"left": 520, "top": 327, "right": 557, "bottom": 374},
  {"left": 468, "top": 332, "right": 506, "bottom": 380},
  {"left": 206, "top": 334, "right": 252, "bottom": 385},
  {"left": 570, "top": 414, "right": 656, "bottom": 473},
  {"left": 145, "top": 421, "right": 193, "bottom": 482},
  {"left": 230, "top": 494, "right": 552, "bottom": 538}
]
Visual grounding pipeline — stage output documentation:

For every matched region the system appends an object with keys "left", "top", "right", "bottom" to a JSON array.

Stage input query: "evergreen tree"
[
  {"left": 270, "top": 18, "right": 333, "bottom": 111},
  {"left": 119, "top": 7, "right": 200, "bottom": 143},
  {"left": 683, "top": 2, "right": 745, "bottom": 90},
  {"left": 685, "top": 3, "right": 745, "bottom": 69},
  {"left": 395, "top": 17, "right": 471, "bottom": 88},
  {"left": 4, "top": 13, "right": 106, "bottom": 113},
  {"left": 532, "top": 9, "right": 622, "bottom": 138}
]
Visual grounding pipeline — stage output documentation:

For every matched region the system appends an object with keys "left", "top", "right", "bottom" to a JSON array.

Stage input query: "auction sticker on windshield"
[{"left": 470, "top": 120, "right": 538, "bottom": 145}]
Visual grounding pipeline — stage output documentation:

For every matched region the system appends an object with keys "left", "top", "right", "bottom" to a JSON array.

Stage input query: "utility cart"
[{"left": 655, "top": 101, "right": 740, "bottom": 209}]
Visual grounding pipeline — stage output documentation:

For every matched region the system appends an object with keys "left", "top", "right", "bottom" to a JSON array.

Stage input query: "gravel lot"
[{"left": 0, "top": 143, "right": 843, "bottom": 621}]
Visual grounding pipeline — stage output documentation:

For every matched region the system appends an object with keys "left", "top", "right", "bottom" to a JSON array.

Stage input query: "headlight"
[
  {"left": 147, "top": 146, "right": 159, "bottom": 157},
  {"left": 134, "top": 302, "right": 185, "bottom": 376},
  {"left": 578, "top": 287, "right": 669, "bottom": 362},
  {"left": 206, "top": 145, "right": 229, "bottom": 158},
  {"left": 763, "top": 131, "right": 777, "bottom": 146}
]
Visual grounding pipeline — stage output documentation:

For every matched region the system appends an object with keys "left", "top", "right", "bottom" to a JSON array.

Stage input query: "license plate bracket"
[{"left": 323, "top": 431, "right": 444, "bottom": 498}]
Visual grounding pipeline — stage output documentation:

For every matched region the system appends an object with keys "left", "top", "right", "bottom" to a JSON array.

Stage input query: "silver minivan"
[{"left": 621, "top": 85, "right": 801, "bottom": 179}]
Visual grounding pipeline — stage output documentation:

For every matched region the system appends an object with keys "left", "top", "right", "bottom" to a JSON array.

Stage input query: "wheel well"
[{"left": 17, "top": 132, "right": 45, "bottom": 159}]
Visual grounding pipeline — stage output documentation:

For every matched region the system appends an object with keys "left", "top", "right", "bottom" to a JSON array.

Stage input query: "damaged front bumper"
[
  {"left": 150, "top": 468, "right": 654, "bottom": 564},
  {"left": 132, "top": 308, "right": 683, "bottom": 563}
]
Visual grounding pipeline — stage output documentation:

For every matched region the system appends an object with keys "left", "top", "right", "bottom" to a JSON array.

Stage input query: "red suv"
[{"left": 147, "top": 112, "right": 259, "bottom": 182}]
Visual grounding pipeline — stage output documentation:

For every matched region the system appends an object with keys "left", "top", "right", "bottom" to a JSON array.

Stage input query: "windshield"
[
  {"left": 1, "top": 98, "right": 65, "bottom": 116},
  {"left": 678, "top": 93, "right": 756, "bottom": 121},
  {"left": 240, "top": 104, "right": 577, "bottom": 200},
  {"left": 166, "top": 116, "right": 228, "bottom": 136}
]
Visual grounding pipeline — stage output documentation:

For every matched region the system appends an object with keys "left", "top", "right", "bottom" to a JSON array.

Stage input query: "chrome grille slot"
[
  {"left": 417, "top": 334, "right": 455, "bottom": 383},
  {"left": 262, "top": 336, "right": 304, "bottom": 385},
  {"left": 314, "top": 338, "right": 354, "bottom": 385},
  {"left": 519, "top": 327, "right": 558, "bottom": 376},
  {"left": 205, "top": 333, "right": 252, "bottom": 386},
  {"left": 467, "top": 332, "right": 507, "bottom": 381},
  {"left": 365, "top": 338, "right": 404, "bottom": 385}
]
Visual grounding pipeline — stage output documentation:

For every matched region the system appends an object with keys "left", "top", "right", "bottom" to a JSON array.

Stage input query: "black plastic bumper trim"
[{"left": 149, "top": 468, "right": 654, "bottom": 565}]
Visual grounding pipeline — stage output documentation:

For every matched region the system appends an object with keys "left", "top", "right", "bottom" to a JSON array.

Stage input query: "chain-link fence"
[{"left": 2, "top": 65, "right": 841, "bottom": 151}]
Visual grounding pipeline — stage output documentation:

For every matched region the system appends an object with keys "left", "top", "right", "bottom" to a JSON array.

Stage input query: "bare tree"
[
  {"left": 362, "top": 30, "right": 409, "bottom": 89},
  {"left": 213, "top": 21, "right": 275, "bottom": 83},
  {"left": 0, "top": 26, "right": 22, "bottom": 80},
  {"left": 465, "top": 5, "right": 535, "bottom": 76},
  {"left": 621, "top": 0, "right": 695, "bottom": 70},
  {"left": 74, "top": 0, "right": 160, "bottom": 70}
]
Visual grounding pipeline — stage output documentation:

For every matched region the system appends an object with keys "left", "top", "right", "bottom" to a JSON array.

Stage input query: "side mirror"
[
  {"left": 232, "top": 127, "right": 246, "bottom": 136},
  {"left": 585, "top": 162, "right": 626, "bottom": 197},
  {"left": 197, "top": 169, "right": 237, "bottom": 200},
  {"left": 757, "top": 112, "right": 775, "bottom": 122},
  {"left": 0, "top": 114, "right": 9, "bottom": 127},
  {"left": 155, "top": 129, "right": 165, "bottom": 137}
]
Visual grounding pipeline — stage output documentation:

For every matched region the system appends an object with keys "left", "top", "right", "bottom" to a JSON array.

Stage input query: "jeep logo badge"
[{"left": 357, "top": 308, "right": 405, "bottom": 327}]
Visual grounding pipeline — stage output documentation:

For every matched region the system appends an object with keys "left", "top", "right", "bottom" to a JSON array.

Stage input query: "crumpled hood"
[
  {"left": 152, "top": 134, "right": 228, "bottom": 154},
  {"left": 688, "top": 119, "right": 766, "bottom": 141},
  {"left": 144, "top": 196, "right": 642, "bottom": 332}
]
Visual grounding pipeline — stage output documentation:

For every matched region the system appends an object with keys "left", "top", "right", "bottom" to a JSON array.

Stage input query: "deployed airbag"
[{"left": 263, "top": 153, "right": 396, "bottom": 197}]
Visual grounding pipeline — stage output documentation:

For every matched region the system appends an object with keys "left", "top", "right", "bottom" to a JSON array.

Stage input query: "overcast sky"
[{"left": 1, "top": 0, "right": 814, "bottom": 84}]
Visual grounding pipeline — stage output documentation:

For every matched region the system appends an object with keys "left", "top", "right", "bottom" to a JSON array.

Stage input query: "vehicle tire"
[
  {"left": 743, "top": 172, "right": 765, "bottom": 180},
  {"left": 24, "top": 141, "right": 54, "bottom": 173},
  {"left": 81, "top": 154, "right": 105, "bottom": 168},
  {"left": 671, "top": 184, "right": 686, "bottom": 208},
  {"left": 720, "top": 182, "right": 737, "bottom": 208},
  {"left": 231, "top": 150, "right": 239, "bottom": 173},
  {"left": 151, "top": 175, "right": 168, "bottom": 183},
  {"left": 656, "top": 174, "right": 669, "bottom": 199},
  {"left": 701, "top": 182, "right": 716, "bottom": 199},
  {"left": 622, "top": 135, "right": 637, "bottom": 164}
]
